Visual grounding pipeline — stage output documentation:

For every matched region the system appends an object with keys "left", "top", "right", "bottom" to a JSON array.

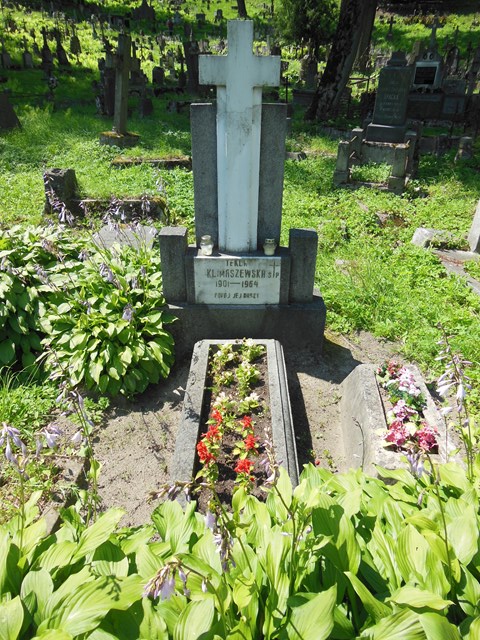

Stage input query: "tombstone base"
[
  {"left": 164, "top": 293, "right": 326, "bottom": 359},
  {"left": 365, "top": 123, "right": 407, "bottom": 144},
  {"left": 99, "top": 131, "right": 140, "bottom": 148}
]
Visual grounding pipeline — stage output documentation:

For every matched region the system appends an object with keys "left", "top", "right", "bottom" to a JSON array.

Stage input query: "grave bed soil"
[
  {"left": 195, "top": 350, "right": 271, "bottom": 513},
  {"left": 83, "top": 331, "right": 401, "bottom": 528}
]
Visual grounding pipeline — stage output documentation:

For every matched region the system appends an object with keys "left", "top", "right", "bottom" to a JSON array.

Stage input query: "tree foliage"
[{"left": 275, "top": 0, "right": 339, "bottom": 57}]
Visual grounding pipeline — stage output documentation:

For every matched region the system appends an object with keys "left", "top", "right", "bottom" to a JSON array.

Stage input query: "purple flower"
[{"left": 122, "top": 304, "right": 134, "bottom": 322}]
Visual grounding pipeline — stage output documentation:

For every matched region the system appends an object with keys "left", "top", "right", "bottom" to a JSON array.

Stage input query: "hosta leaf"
[
  {"left": 173, "top": 599, "right": 215, "bottom": 640},
  {"left": 344, "top": 571, "right": 391, "bottom": 622},
  {"left": 139, "top": 597, "right": 169, "bottom": 640},
  {"left": 71, "top": 509, "right": 125, "bottom": 562},
  {"left": 0, "top": 596, "right": 24, "bottom": 640},
  {"left": 20, "top": 568, "right": 54, "bottom": 619},
  {"left": 359, "top": 608, "right": 424, "bottom": 639},
  {"left": 280, "top": 587, "right": 337, "bottom": 640},
  {"left": 419, "top": 612, "right": 461, "bottom": 640},
  {"left": 446, "top": 511, "right": 478, "bottom": 565},
  {"left": 388, "top": 585, "right": 453, "bottom": 610},
  {"left": 89, "top": 361, "right": 103, "bottom": 385},
  {"left": 0, "top": 339, "right": 15, "bottom": 364}
]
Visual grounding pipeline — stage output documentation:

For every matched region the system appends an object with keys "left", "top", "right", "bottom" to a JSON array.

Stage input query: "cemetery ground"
[{"left": 1, "top": 2, "right": 480, "bottom": 637}]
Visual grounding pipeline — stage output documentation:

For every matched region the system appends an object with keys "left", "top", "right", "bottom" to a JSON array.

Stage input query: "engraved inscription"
[{"left": 194, "top": 257, "right": 282, "bottom": 304}]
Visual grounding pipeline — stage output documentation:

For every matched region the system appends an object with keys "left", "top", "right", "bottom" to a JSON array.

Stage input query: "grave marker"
[
  {"left": 199, "top": 20, "right": 280, "bottom": 252},
  {"left": 159, "top": 20, "right": 325, "bottom": 355}
]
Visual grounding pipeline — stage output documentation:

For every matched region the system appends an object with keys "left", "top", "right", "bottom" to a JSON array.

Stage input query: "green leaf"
[
  {"left": 359, "top": 608, "right": 425, "bottom": 639},
  {"left": 446, "top": 511, "right": 478, "bottom": 565},
  {"left": 419, "top": 612, "right": 461, "bottom": 640},
  {"left": 173, "top": 599, "right": 215, "bottom": 640},
  {"left": 71, "top": 509, "right": 125, "bottom": 562},
  {"left": 20, "top": 568, "right": 54, "bottom": 619},
  {"left": 89, "top": 360, "right": 103, "bottom": 385},
  {"left": 139, "top": 597, "right": 168, "bottom": 640},
  {"left": 281, "top": 587, "right": 337, "bottom": 640},
  {"left": 388, "top": 585, "right": 453, "bottom": 611},
  {"left": 0, "top": 339, "right": 15, "bottom": 365},
  {"left": 344, "top": 571, "right": 391, "bottom": 622},
  {"left": 438, "top": 463, "right": 470, "bottom": 493},
  {"left": 32, "top": 630, "right": 73, "bottom": 639},
  {"left": 0, "top": 596, "right": 24, "bottom": 640},
  {"left": 36, "top": 540, "right": 76, "bottom": 573}
]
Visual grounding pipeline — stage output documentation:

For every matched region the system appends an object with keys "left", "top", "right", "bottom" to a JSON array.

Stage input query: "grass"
[{"left": 1, "top": 1, "right": 480, "bottom": 509}]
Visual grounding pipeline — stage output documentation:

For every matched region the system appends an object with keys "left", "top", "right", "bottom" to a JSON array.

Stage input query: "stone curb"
[
  {"left": 170, "top": 339, "right": 299, "bottom": 491},
  {"left": 339, "top": 364, "right": 454, "bottom": 476}
]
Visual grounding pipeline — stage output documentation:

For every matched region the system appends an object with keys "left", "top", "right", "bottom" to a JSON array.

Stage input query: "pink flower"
[
  {"left": 416, "top": 422, "right": 438, "bottom": 451},
  {"left": 385, "top": 420, "right": 409, "bottom": 447},
  {"left": 392, "top": 400, "right": 417, "bottom": 421}
]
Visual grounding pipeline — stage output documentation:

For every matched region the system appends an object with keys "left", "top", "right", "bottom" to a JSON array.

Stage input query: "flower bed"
[
  {"left": 339, "top": 362, "right": 451, "bottom": 476},
  {"left": 376, "top": 361, "right": 438, "bottom": 450},
  {"left": 170, "top": 339, "right": 299, "bottom": 509}
]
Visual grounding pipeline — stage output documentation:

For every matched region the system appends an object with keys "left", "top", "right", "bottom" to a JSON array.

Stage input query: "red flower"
[
  {"left": 244, "top": 434, "right": 258, "bottom": 451},
  {"left": 203, "top": 425, "right": 221, "bottom": 441},
  {"left": 235, "top": 458, "right": 253, "bottom": 475},
  {"left": 241, "top": 416, "right": 253, "bottom": 430},
  {"left": 211, "top": 409, "right": 223, "bottom": 424},
  {"left": 197, "top": 440, "right": 215, "bottom": 464}
]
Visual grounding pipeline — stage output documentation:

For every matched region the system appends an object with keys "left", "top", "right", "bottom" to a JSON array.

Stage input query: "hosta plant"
[
  {"left": 2, "top": 461, "right": 480, "bottom": 638},
  {"left": 39, "top": 238, "right": 175, "bottom": 396}
]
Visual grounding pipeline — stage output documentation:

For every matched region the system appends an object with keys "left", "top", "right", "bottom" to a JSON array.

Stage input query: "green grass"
[{"left": 1, "top": 3, "right": 479, "bottom": 411}]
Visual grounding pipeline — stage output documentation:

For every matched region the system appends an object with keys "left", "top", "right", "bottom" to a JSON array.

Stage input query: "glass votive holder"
[{"left": 199, "top": 234, "right": 214, "bottom": 255}]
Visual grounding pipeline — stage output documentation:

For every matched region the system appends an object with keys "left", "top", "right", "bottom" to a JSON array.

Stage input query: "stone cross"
[
  {"left": 199, "top": 20, "right": 280, "bottom": 252},
  {"left": 113, "top": 33, "right": 131, "bottom": 135}
]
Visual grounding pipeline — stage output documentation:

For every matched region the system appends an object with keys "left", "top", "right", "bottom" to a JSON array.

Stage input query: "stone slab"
[
  {"left": 365, "top": 123, "right": 408, "bottom": 144},
  {"left": 468, "top": 199, "right": 480, "bottom": 253},
  {"left": 93, "top": 224, "right": 157, "bottom": 250},
  {"left": 193, "top": 255, "right": 283, "bottom": 304},
  {"left": 339, "top": 364, "right": 453, "bottom": 476},
  {"left": 170, "top": 339, "right": 299, "bottom": 487},
  {"left": 411, "top": 227, "right": 453, "bottom": 249},
  {"left": 164, "top": 293, "right": 326, "bottom": 359}
]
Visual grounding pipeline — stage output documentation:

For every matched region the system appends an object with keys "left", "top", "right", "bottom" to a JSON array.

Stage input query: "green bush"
[
  {"left": 1, "top": 462, "right": 480, "bottom": 638},
  {"left": 0, "top": 225, "right": 175, "bottom": 396}
]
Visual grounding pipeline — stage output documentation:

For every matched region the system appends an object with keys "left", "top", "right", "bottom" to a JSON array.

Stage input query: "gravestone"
[
  {"left": 0, "top": 91, "right": 20, "bottom": 130},
  {"left": 468, "top": 200, "right": 480, "bottom": 254},
  {"left": 132, "top": 0, "right": 155, "bottom": 22},
  {"left": 159, "top": 21, "right": 325, "bottom": 356},
  {"left": 366, "top": 51, "right": 413, "bottom": 143},
  {"left": 99, "top": 34, "right": 139, "bottom": 148},
  {"left": 183, "top": 40, "right": 200, "bottom": 93}
]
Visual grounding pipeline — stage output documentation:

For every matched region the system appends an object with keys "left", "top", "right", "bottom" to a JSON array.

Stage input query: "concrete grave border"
[
  {"left": 339, "top": 364, "right": 454, "bottom": 476},
  {"left": 170, "top": 339, "right": 299, "bottom": 489}
]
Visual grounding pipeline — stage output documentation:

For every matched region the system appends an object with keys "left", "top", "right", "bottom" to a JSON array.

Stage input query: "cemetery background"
[
  {"left": 1, "top": 1, "right": 480, "bottom": 637},
  {"left": 0, "top": 0, "right": 479, "bottom": 516}
]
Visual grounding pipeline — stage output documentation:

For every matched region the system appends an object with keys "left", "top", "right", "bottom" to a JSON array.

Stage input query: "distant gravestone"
[
  {"left": 94, "top": 224, "right": 157, "bottom": 250},
  {"left": 99, "top": 34, "right": 139, "bottom": 147},
  {"left": 0, "top": 92, "right": 20, "bottom": 130},
  {"left": 183, "top": 40, "right": 200, "bottom": 93},
  {"left": 132, "top": 0, "right": 155, "bottom": 22},
  {"left": 468, "top": 200, "right": 480, "bottom": 253},
  {"left": 366, "top": 51, "right": 413, "bottom": 143}
]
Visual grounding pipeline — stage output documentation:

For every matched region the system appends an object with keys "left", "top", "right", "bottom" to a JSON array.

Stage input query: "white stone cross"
[{"left": 199, "top": 20, "right": 280, "bottom": 252}]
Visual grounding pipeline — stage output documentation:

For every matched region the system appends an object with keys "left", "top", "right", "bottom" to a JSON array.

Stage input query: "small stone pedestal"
[{"left": 99, "top": 131, "right": 140, "bottom": 148}]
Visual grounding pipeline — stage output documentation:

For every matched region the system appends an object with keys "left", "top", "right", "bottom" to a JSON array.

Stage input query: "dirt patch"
[{"left": 92, "top": 330, "right": 400, "bottom": 527}]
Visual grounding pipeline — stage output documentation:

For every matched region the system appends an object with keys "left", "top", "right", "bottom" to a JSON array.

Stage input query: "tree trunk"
[
  {"left": 354, "top": 0, "right": 377, "bottom": 73},
  {"left": 305, "top": 0, "right": 377, "bottom": 121},
  {"left": 237, "top": 0, "right": 248, "bottom": 19}
]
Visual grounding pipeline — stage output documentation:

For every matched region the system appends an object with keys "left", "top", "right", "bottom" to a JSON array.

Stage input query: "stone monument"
[
  {"left": 334, "top": 51, "right": 418, "bottom": 194},
  {"left": 159, "top": 21, "right": 325, "bottom": 357},
  {"left": 99, "top": 33, "right": 139, "bottom": 148}
]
